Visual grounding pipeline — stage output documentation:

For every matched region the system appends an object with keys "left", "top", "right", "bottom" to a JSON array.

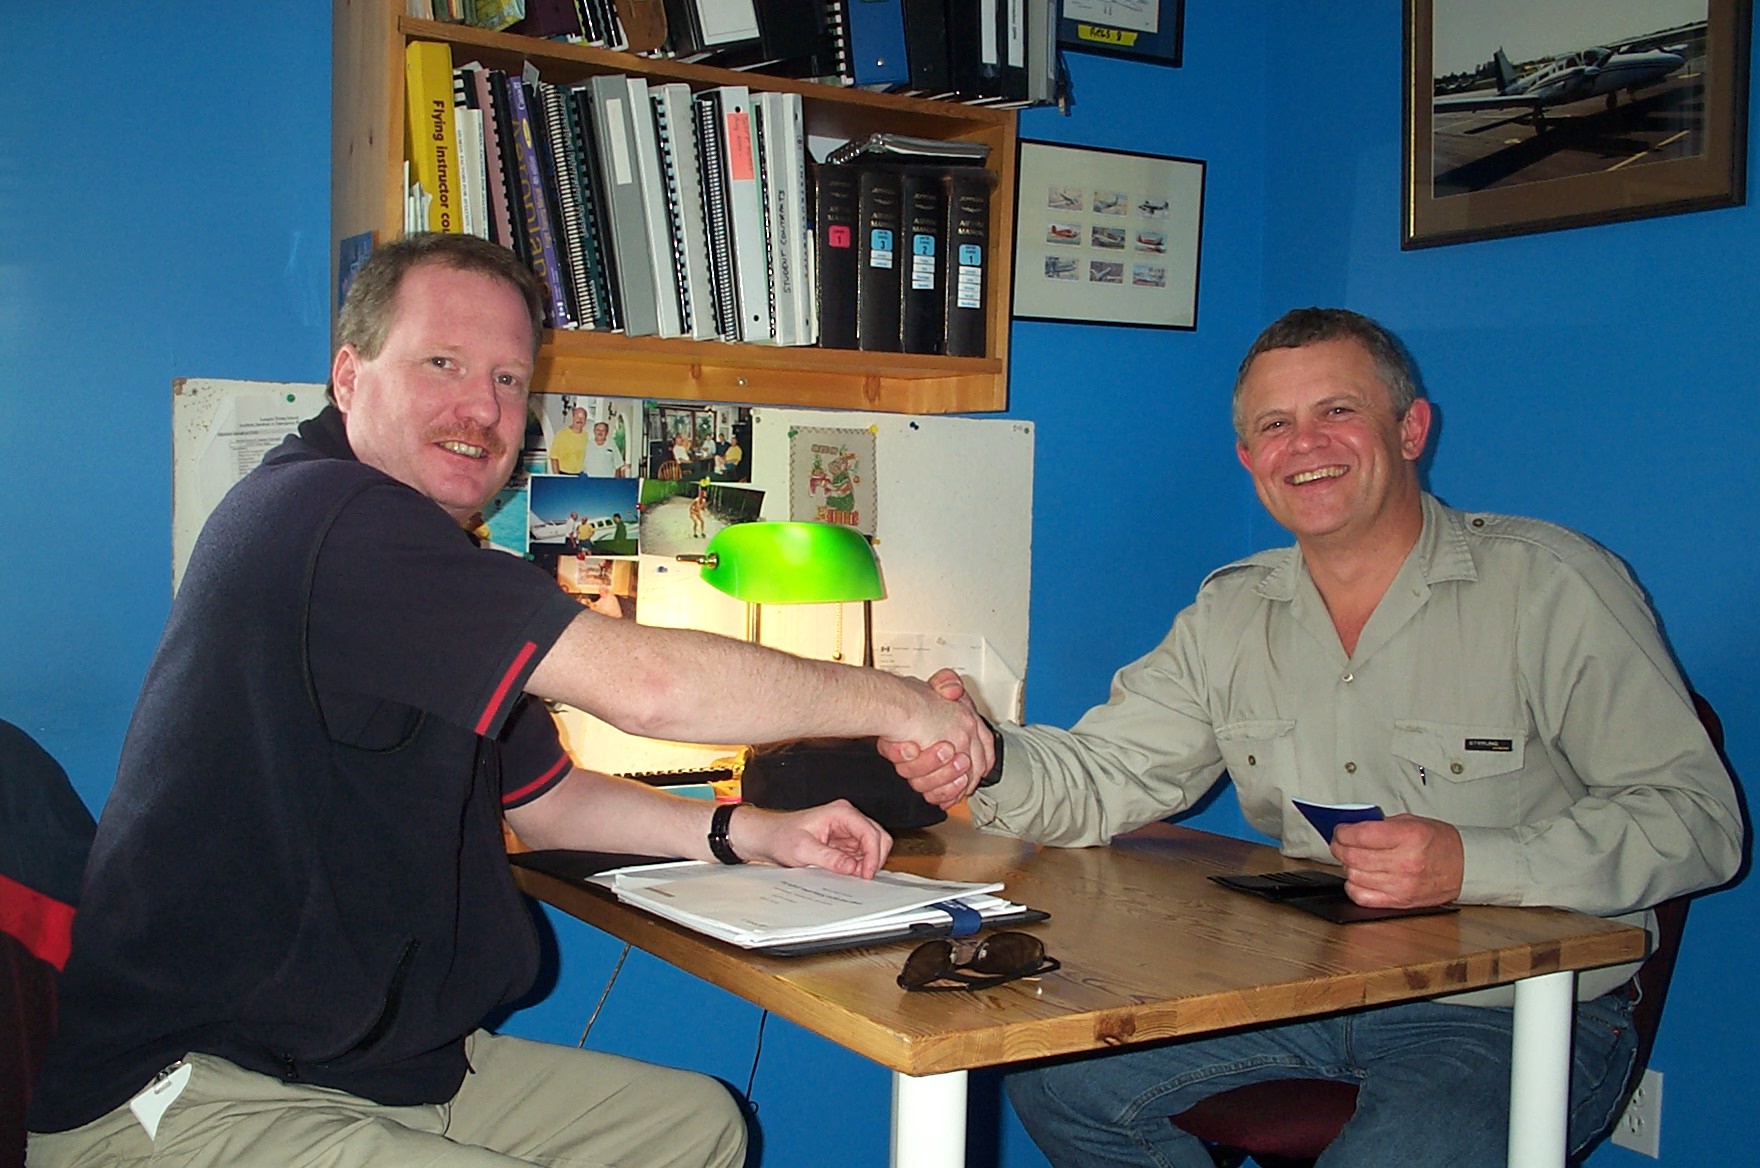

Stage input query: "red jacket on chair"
[{"left": 2, "top": 720, "right": 95, "bottom": 1167}]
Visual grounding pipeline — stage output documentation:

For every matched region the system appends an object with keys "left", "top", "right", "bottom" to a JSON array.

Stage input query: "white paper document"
[
  {"left": 874, "top": 632, "right": 1024, "bottom": 723},
  {"left": 596, "top": 862, "right": 1015, "bottom": 948}
]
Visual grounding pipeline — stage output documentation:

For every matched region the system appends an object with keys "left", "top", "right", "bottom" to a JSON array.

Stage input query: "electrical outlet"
[{"left": 1612, "top": 1067, "right": 1663, "bottom": 1157}]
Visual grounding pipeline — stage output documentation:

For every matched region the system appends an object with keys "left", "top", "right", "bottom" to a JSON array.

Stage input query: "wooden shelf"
[{"left": 331, "top": 1, "right": 1017, "bottom": 414}]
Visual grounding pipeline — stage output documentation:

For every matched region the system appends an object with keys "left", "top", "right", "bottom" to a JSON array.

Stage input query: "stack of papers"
[{"left": 591, "top": 861, "right": 1027, "bottom": 950}]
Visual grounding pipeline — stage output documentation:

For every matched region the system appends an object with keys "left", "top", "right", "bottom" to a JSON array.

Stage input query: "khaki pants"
[{"left": 29, "top": 1030, "right": 746, "bottom": 1168}]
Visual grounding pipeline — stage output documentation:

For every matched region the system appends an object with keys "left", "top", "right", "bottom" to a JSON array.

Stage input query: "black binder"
[
  {"left": 900, "top": 0, "right": 952, "bottom": 92},
  {"left": 947, "top": 0, "right": 1002, "bottom": 99},
  {"left": 812, "top": 162, "right": 861, "bottom": 349},
  {"left": 899, "top": 166, "right": 947, "bottom": 354},
  {"left": 565, "top": 86, "right": 623, "bottom": 331},
  {"left": 942, "top": 166, "right": 996, "bottom": 357},
  {"left": 854, "top": 166, "right": 904, "bottom": 351}
]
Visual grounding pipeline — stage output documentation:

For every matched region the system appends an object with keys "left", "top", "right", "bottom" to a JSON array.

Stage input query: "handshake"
[{"left": 877, "top": 668, "right": 995, "bottom": 810}]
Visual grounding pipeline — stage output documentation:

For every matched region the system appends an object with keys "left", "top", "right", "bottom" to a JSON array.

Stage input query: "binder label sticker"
[
  {"left": 911, "top": 234, "right": 936, "bottom": 290},
  {"left": 726, "top": 111, "right": 755, "bottom": 182},
  {"left": 959, "top": 245, "right": 982, "bottom": 266},
  {"left": 869, "top": 229, "right": 894, "bottom": 269},
  {"left": 605, "top": 98, "right": 634, "bottom": 186},
  {"left": 957, "top": 266, "right": 983, "bottom": 310},
  {"left": 828, "top": 225, "right": 852, "bottom": 249}
]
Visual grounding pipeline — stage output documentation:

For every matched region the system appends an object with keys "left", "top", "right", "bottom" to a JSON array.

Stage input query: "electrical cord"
[
  {"left": 576, "top": 943, "right": 768, "bottom": 1124},
  {"left": 743, "top": 1010, "right": 770, "bottom": 1119},
  {"left": 578, "top": 942, "right": 632, "bottom": 1047}
]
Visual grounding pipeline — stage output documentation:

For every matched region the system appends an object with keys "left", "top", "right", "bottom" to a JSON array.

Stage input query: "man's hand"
[
  {"left": 728, "top": 799, "right": 893, "bottom": 879},
  {"left": 583, "top": 590, "right": 623, "bottom": 619},
  {"left": 875, "top": 668, "right": 990, "bottom": 809},
  {"left": 1331, "top": 814, "right": 1463, "bottom": 908}
]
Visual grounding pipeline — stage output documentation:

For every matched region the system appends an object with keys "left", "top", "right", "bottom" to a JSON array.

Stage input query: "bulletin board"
[
  {"left": 171, "top": 381, "right": 1035, "bottom": 769},
  {"left": 748, "top": 408, "right": 1034, "bottom": 719},
  {"left": 171, "top": 379, "right": 330, "bottom": 593}
]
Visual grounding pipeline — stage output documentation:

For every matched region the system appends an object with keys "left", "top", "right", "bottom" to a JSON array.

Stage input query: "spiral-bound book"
[{"left": 652, "top": 82, "right": 719, "bottom": 340}]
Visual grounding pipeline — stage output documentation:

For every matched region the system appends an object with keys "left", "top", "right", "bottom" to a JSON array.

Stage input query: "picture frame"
[
  {"left": 1011, "top": 140, "right": 1205, "bottom": 330},
  {"left": 1405, "top": 0, "right": 1751, "bottom": 248},
  {"left": 1058, "top": 0, "right": 1184, "bottom": 67}
]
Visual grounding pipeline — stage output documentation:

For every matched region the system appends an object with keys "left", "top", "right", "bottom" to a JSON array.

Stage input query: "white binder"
[
  {"left": 652, "top": 82, "right": 719, "bottom": 341},
  {"left": 623, "top": 76, "right": 685, "bottom": 338},
  {"left": 706, "top": 84, "right": 774, "bottom": 344},
  {"left": 754, "top": 92, "right": 798, "bottom": 346},
  {"left": 585, "top": 74, "right": 660, "bottom": 338}
]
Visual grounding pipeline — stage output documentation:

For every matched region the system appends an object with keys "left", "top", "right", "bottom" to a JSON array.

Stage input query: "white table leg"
[
  {"left": 1507, "top": 969, "right": 1576, "bottom": 1168},
  {"left": 891, "top": 1069, "right": 968, "bottom": 1168}
]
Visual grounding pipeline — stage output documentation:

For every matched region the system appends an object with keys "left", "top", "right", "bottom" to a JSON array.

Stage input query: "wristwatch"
[
  {"left": 975, "top": 718, "right": 1006, "bottom": 788},
  {"left": 708, "top": 802, "right": 744, "bottom": 864}
]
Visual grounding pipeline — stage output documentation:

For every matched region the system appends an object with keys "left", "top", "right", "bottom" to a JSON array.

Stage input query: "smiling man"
[
  {"left": 28, "top": 234, "right": 990, "bottom": 1168},
  {"left": 892, "top": 307, "right": 1741, "bottom": 1168},
  {"left": 548, "top": 405, "right": 590, "bottom": 474}
]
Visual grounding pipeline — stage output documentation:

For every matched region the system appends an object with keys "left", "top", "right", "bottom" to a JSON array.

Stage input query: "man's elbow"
[{"left": 596, "top": 668, "right": 690, "bottom": 739}]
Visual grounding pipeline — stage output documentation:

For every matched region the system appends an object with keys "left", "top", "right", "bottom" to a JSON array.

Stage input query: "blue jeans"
[{"left": 1006, "top": 989, "right": 1638, "bottom": 1168}]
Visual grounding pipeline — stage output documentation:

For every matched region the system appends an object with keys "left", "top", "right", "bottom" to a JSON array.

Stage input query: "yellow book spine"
[{"left": 404, "top": 40, "right": 461, "bottom": 233}]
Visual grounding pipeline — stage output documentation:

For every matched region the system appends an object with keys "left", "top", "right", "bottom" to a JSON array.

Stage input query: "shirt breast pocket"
[
  {"left": 1215, "top": 719, "right": 1299, "bottom": 787},
  {"left": 1391, "top": 720, "right": 1525, "bottom": 823},
  {"left": 324, "top": 691, "right": 426, "bottom": 752}
]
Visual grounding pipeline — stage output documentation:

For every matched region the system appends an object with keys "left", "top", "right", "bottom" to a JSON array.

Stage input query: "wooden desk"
[{"left": 514, "top": 818, "right": 1647, "bottom": 1168}]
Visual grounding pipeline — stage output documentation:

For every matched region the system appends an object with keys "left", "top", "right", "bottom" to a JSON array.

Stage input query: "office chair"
[
  {"left": 1173, "top": 694, "right": 1723, "bottom": 1168},
  {"left": 2, "top": 721, "right": 95, "bottom": 1166}
]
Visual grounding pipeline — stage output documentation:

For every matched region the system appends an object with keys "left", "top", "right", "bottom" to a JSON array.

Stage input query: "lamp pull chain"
[{"left": 832, "top": 604, "right": 844, "bottom": 662}]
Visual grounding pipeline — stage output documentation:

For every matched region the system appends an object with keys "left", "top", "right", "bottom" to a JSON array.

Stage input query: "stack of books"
[
  {"left": 415, "top": 0, "right": 1067, "bottom": 108},
  {"left": 404, "top": 42, "right": 999, "bottom": 357},
  {"left": 816, "top": 133, "right": 996, "bottom": 357}
]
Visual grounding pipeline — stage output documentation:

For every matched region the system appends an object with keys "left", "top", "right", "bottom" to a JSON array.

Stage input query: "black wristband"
[
  {"left": 708, "top": 802, "right": 744, "bottom": 864},
  {"left": 975, "top": 719, "right": 1006, "bottom": 788}
]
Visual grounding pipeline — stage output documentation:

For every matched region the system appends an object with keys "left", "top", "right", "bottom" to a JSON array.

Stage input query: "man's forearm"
[
  {"left": 507, "top": 766, "right": 717, "bottom": 857},
  {"left": 527, "top": 611, "right": 923, "bottom": 746}
]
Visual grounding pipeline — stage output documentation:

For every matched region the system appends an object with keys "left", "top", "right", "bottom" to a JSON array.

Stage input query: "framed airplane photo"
[
  {"left": 1404, "top": 0, "right": 1751, "bottom": 248},
  {"left": 1011, "top": 140, "right": 1205, "bottom": 330}
]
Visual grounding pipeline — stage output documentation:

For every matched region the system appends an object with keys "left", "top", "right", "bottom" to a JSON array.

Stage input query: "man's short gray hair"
[
  {"left": 1231, "top": 308, "right": 1421, "bottom": 442},
  {"left": 331, "top": 233, "right": 544, "bottom": 402}
]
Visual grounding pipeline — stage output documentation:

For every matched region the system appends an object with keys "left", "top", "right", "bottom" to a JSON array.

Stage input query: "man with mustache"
[
  {"left": 28, "top": 233, "right": 990, "bottom": 1168},
  {"left": 895, "top": 308, "right": 1741, "bottom": 1168}
]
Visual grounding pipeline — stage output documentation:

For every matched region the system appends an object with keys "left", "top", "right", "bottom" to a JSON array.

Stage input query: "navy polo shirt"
[{"left": 31, "top": 408, "right": 585, "bottom": 1132}]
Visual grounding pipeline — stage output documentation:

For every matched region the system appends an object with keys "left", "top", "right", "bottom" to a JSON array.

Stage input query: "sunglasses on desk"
[{"left": 898, "top": 931, "right": 1060, "bottom": 992}]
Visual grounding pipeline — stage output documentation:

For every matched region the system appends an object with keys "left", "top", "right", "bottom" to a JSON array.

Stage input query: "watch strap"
[{"left": 708, "top": 802, "right": 744, "bottom": 864}]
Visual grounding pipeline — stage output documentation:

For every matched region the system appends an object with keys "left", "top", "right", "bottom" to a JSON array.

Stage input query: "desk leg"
[
  {"left": 891, "top": 1069, "right": 967, "bottom": 1168},
  {"left": 1507, "top": 970, "right": 1576, "bottom": 1168}
]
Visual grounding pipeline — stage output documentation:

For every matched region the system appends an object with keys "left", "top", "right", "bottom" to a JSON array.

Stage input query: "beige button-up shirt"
[{"left": 973, "top": 494, "right": 1742, "bottom": 1001}]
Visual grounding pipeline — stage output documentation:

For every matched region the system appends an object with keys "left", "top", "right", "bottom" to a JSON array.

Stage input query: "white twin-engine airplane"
[{"left": 1435, "top": 44, "right": 1686, "bottom": 123}]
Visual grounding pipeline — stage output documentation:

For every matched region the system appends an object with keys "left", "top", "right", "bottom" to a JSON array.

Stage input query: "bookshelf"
[{"left": 332, "top": 2, "right": 1018, "bottom": 414}]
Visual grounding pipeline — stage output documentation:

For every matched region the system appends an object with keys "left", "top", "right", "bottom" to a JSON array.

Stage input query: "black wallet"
[{"left": 1210, "top": 870, "right": 1459, "bottom": 924}]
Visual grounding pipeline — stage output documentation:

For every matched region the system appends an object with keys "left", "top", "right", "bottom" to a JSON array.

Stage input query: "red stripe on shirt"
[
  {"left": 0, "top": 873, "right": 76, "bottom": 971},
  {"left": 503, "top": 752, "right": 572, "bottom": 807},
  {"left": 477, "top": 641, "right": 539, "bottom": 735}
]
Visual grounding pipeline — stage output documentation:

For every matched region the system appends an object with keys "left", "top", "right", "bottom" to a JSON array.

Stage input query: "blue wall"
[{"left": 2, "top": 3, "right": 1750, "bottom": 1167}]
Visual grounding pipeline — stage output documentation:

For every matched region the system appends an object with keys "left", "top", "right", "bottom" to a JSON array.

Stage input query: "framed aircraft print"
[
  {"left": 1058, "top": 0, "right": 1184, "bottom": 67},
  {"left": 1011, "top": 140, "right": 1205, "bottom": 330},
  {"left": 1404, "top": 0, "right": 1750, "bottom": 248}
]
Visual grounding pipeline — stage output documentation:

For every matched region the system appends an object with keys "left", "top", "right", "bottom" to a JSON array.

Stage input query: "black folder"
[
  {"left": 942, "top": 166, "right": 996, "bottom": 357},
  {"left": 899, "top": 166, "right": 948, "bottom": 354},
  {"left": 854, "top": 166, "right": 904, "bottom": 351},
  {"left": 812, "top": 162, "right": 862, "bottom": 349}
]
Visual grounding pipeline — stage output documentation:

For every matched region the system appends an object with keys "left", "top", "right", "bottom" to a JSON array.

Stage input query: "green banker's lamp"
[
  {"left": 678, "top": 521, "right": 884, "bottom": 661},
  {"left": 680, "top": 521, "right": 943, "bottom": 831}
]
